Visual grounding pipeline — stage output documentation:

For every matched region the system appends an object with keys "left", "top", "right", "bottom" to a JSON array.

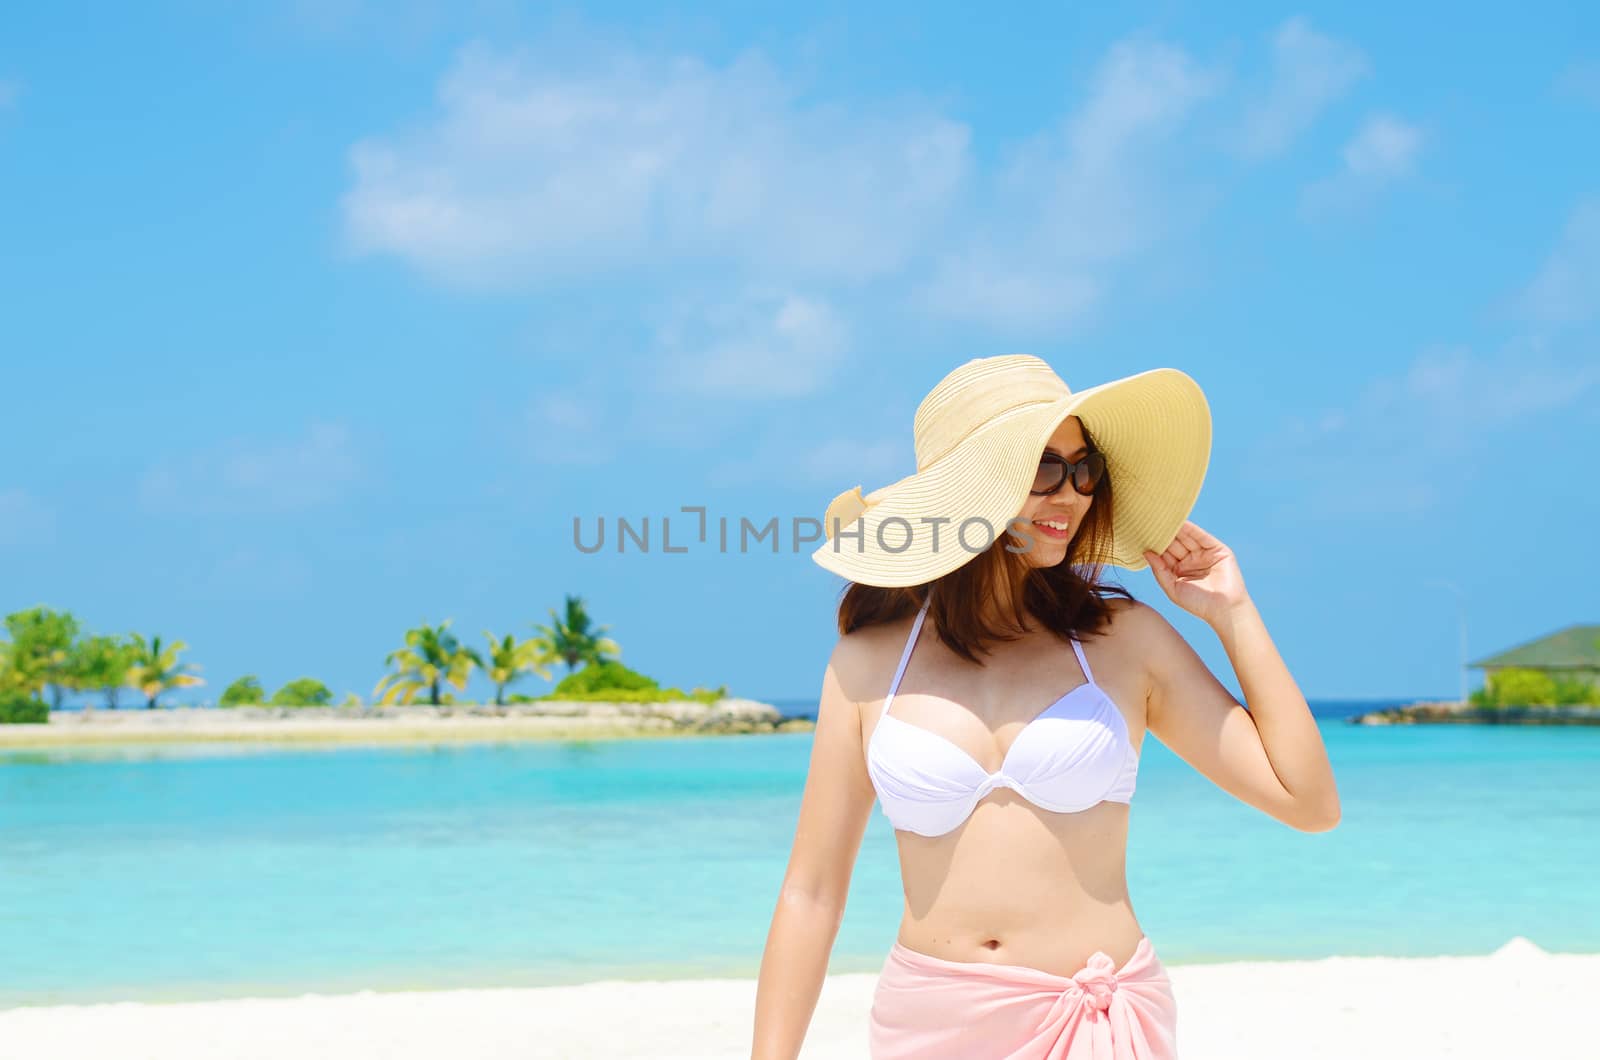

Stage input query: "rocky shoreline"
[
  {"left": 1349, "top": 701, "right": 1600, "bottom": 725},
  {"left": 0, "top": 699, "right": 816, "bottom": 749}
]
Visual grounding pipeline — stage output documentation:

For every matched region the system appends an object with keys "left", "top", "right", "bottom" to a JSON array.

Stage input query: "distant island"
[
  {"left": 0, "top": 594, "right": 818, "bottom": 746},
  {"left": 1350, "top": 701, "right": 1600, "bottom": 726},
  {"left": 1352, "top": 624, "right": 1600, "bottom": 726}
]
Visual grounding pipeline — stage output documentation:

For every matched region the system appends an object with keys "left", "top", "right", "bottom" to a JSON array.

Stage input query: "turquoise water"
[{"left": 2, "top": 706, "right": 1598, "bottom": 1007}]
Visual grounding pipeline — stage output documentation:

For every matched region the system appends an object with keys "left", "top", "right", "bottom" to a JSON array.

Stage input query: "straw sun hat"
[{"left": 810, "top": 355, "right": 1211, "bottom": 588}]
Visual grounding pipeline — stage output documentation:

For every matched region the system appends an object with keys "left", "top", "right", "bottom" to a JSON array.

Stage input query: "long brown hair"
[{"left": 832, "top": 423, "right": 1134, "bottom": 664}]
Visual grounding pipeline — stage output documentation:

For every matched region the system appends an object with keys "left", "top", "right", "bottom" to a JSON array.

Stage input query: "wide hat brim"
[{"left": 811, "top": 367, "right": 1211, "bottom": 588}]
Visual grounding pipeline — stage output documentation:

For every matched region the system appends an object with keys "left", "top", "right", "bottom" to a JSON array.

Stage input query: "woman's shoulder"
[
  {"left": 829, "top": 611, "right": 915, "bottom": 676},
  {"left": 1095, "top": 596, "right": 1192, "bottom": 672},
  {"left": 1099, "top": 596, "right": 1163, "bottom": 639},
  {"left": 824, "top": 610, "right": 925, "bottom": 716}
]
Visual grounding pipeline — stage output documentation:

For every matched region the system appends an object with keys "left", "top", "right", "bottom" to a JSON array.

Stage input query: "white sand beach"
[
  {"left": 0, "top": 700, "right": 808, "bottom": 750},
  {"left": 0, "top": 938, "right": 1588, "bottom": 1059}
]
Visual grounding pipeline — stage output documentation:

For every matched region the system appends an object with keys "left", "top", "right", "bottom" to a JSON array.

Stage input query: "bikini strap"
[
  {"left": 1071, "top": 634, "right": 1096, "bottom": 685},
  {"left": 882, "top": 597, "right": 932, "bottom": 719}
]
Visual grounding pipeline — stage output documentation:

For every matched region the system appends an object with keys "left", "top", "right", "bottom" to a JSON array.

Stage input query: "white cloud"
[
  {"left": 1300, "top": 112, "right": 1422, "bottom": 216},
  {"left": 341, "top": 36, "right": 1234, "bottom": 339},
  {"left": 1377, "top": 341, "right": 1598, "bottom": 430},
  {"left": 0, "top": 488, "right": 54, "bottom": 545},
  {"left": 341, "top": 29, "right": 1417, "bottom": 364},
  {"left": 340, "top": 43, "right": 970, "bottom": 288},
  {"left": 1340, "top": 113, "right": 1421, "bottom": 178},
  {"left": 918, "top": 39, "right": 1222, "bottom": 332},
  {"left": 1011, "top": 39, "right": 1221, "bottom": 257},
  {"left": 654, "top": 290, "right": 849, "bottom": 398},
  {"left": 138, "top": 422, "right": 362, "bottom": 515},
  {"left": 1514, "top": 198, "right": 1600, "bottom": 326},
  {"left": 921, "top": 261, "right": 1101, "bottom": 332},
  {"left": 1250, "top": 340, "right": 1600, "bottom": 521},
  {"left": 1235, "top": 17, "right": 1368, "bottom": 159}
]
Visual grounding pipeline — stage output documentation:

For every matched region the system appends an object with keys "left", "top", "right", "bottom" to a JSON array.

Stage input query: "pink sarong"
[{"left": 868, "top": 936, "right": 1178, "bottom": 1059}]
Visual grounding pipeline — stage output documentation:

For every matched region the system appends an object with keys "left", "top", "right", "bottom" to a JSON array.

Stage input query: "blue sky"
[{"left": 2, "top": 3, "right": 1597, "bottom": 706}]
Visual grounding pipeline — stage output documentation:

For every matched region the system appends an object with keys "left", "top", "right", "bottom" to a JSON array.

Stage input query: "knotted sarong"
[{"left": 868, "top": 936, "right": 1178, "bottom": 1059}]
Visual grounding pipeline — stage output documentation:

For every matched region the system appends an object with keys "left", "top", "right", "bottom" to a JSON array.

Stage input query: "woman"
[{"left": 751, "top": 355, "right": 1341, "bottom": 1059}]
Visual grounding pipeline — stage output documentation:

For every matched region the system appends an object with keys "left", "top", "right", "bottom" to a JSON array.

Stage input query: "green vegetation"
[
  {"left": 538, "top": 660, "right": 726, "bottom": 704},
  {"left": 552, "top": 660, "right": 659, "bottom": 695},
  {"left": 72, "top": 634, "right": 140, "bottom": 710},
  {"left": 482, "top": 631, "right": 556, "bottom": 706},
  {"left": 1469, "top": 668, "right": 1600, "bottom": 707},
  {"left": 536, "top": 595, "right": 621, "bottom": 672},
  {"left": 0, "top": 692, "right": 49, "bottom": 724},
  {"left": 270, "top": 678, "right": 334, "bottom": 707},
  {"left": 127, "top": 634, "right": 205, "bottom": 709},
  {"left": 1, "top": 594, "right": 734, "bottom": 719},
  {"left": 221, "top": 675, "right": 336, "bottom": 708},
  {"left": 2, "top": 607, "right": 79, "bottom": 708},
  {"left": 220, "top": 675, "right": 266, "bottom": 707},
  {"left": 0, "top": 607, "right": 145, "bottom": 713},
  {"left": 373, "top": 620, "right": 484, "bottom": 706}
]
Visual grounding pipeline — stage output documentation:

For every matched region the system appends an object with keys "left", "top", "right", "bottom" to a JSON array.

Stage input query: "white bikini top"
[{"left": 865, "top": 597, "right": 1139, "bottom": 837}]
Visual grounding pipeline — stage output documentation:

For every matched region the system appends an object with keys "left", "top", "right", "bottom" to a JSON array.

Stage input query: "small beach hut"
[{"left": 1468, "top": 625, "right": 1600, "bottom": 683}]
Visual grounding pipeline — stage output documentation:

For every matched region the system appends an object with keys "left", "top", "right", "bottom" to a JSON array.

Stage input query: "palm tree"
[
  {"left": 3, "top": 606, "right": 80, "bottom": 707},
  {"left": 373, "top": 620, "right": 484, "bottom": 706},
  {"left": 126, "top": 634, "right": 205, "bottom": 709},
  {"left": 71, "top": 633, "right": 139, "bottom": 710},
  {"left": 534, "top": 595, "right": 622, "bottom": 673},
  {"left": 0, "top": 641, "right": 40, "bottom": 697},
  {"left": 482, "top": 631, "right": 557, "bottom": 705}
]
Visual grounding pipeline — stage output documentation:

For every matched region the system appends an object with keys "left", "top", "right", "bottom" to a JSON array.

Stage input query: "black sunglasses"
[{"left": 1031, "top": 450, "right": 1105, "bottom": 496}]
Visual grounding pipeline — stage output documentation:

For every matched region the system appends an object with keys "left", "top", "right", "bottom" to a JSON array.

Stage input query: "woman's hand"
[{"left": 1143, "top": 521, "right": 1250, "bottom": 626}]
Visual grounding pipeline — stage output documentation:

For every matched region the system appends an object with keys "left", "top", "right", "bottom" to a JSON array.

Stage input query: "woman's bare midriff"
[{"left": 889, "top": 798, "right": 1144, "bottom": 977}]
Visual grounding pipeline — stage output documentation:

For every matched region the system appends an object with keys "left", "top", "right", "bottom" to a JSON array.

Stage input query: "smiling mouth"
[{"left": 1031, "top": 518, "right": 1071, "bottom": 538}]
